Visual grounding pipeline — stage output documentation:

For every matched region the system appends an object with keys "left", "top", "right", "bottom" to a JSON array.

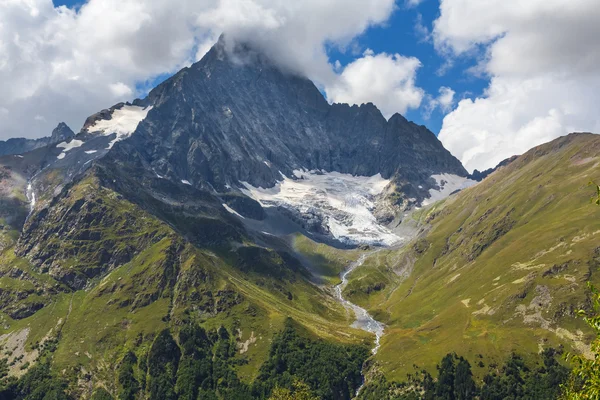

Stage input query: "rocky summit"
[
  {"left": 117, "top": 36, "right": 466, "bottom": 197},
  {"left": 2, "top": 35, "right": 471, "bottom": 250}
]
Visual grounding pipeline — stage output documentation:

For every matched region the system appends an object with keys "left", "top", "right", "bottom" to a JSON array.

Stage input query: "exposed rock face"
[
  {"left": 50, "top": 122, "right": 76, "bottom": 143},
  {"left": 0, "top": 123, "right": 74, "bottom": 157},
  {"left": 111, "top": 36, "right": 466, "bottom": 203},
  {"left": 468, "top": 155, "right": 519, "bottom": 181}
]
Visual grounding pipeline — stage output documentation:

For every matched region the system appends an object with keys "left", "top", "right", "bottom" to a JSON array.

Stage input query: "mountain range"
[
  {"left": 0, "top": 123, "right": 74, "bottom": 158},
  {"left": 0, "top": 35, "right": 598, "bottom": 399}
]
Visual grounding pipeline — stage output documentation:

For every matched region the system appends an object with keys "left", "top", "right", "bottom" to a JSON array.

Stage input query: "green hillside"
[
  {"left": 344, "top": 133, "right": 600, "bottom": 381},
  {"left": 0, "top": 169, "right": 371, "bottom": 398},
  {"left": 1, "top": 133, "right": 599, "bottom": 398}
]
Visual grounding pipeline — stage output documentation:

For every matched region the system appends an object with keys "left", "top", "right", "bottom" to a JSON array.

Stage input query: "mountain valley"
[{"left": 0, "top": 35, "right": 598, "bottom": 400}]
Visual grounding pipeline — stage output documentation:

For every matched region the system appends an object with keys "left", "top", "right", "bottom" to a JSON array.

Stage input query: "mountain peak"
[
  {"left": 50, "top": 122, "right": 75, "bottom": 143},
  {"left": 106, "top": 37, "right": 467, "bottom": 208}
]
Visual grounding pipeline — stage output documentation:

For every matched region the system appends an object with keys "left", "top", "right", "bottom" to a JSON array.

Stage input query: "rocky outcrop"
[
  {"left": 0, "top": 123, "right": 74, "bottom": 157},
  {"left": 468, "top": 155, "right": 519, "bottom": 181},
  {"left": 15, "top": 178, "right": 172, "bottom": 290}
]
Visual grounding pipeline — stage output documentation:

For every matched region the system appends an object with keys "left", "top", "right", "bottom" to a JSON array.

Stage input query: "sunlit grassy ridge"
[{"left": 345, "top": 133, "right": 600, "bottom": 380}]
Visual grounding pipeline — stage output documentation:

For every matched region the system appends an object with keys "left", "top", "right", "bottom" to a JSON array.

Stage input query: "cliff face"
[{"left": 114, "top": 37, "right": 466, "bottom": 198}]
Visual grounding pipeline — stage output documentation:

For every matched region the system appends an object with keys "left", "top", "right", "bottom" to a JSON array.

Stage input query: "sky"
[{"left": 1, "top": 0, "right": 599, "bottom": 172}]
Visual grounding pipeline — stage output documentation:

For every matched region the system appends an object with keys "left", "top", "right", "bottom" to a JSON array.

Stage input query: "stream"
[
  {"left": 334, "top": 252, "right": 385, "bottom": 354},
  {"left": 334, "top": 252, "right": 386, "bottom": 396}
]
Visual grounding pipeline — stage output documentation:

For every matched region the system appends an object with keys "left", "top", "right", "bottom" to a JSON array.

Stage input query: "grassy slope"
[
  {"left": 3, "top": 132, "right": 598, "bottom": 391},
  {"left": 292, "top": 234, "right": 361, "bottom": 285},
  {"left": 0, "top": 172, "right": 371, "bottom": 392},
  {"left": 345, "top": 133, "right": 600, "bottom": 380}
]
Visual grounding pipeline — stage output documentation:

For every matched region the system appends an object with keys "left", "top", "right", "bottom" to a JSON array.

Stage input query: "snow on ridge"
[
  {"left": 422, "top": 173, "right": 477, "bottom": 206},
  {"left": 181, "top": 180, "right": 191, "bottom": 185},
  {"left": 87, "top": 105, "right": 153, "bottom": 149},
  {"left": 56, "top": 139, "right": 84, "bottom": 159},
  {"left": 222, "top": 204, "right": 245, "bottom": 219},
  {"left": 241, "top": 170, "right": 401, "bottom": 247}
]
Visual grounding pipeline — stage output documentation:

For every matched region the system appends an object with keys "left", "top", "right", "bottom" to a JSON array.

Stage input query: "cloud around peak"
[
  {"left": 326, "top": 50, "right": 424, "bottom": 118},
  {"left": 2, "top": 0, "right": 423, "bottom": 140}
]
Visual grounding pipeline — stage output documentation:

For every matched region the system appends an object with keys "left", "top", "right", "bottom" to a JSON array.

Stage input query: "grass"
[
  {"left": 346, "top": 133, "right": 600, "bottom": 381},
  {"left": 292, "top": 234, "right": 360, "bottom": 285},
  {"left": 0, "top": 172, "right": 373, "bottom": 389}
]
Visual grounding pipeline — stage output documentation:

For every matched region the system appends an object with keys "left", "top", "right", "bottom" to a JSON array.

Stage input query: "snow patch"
[
  {"left": 87, "top": 105, "right": 153, "bottom": 149},
  {"left": 181, "top": 180, "right": 191, "bottom": 185},
  {"left": 85, "top": 150, "right": 97, "bottom": 154},
  {"left": 241, "top": 170, "right": 400, "bottom": 246},
  {"left": 56, "top": 139, "right": 84, "bottom": 159},
  {"left": 422, "top": 174, "right": 477, "bottom": 206},
  {"left": 222, "top": 204, "right": 245, "bottom": 219}
]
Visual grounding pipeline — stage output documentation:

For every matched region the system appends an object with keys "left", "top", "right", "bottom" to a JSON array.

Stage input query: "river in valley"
[{"left": 334, "top": 252, "right": 385, "bottom": 355}]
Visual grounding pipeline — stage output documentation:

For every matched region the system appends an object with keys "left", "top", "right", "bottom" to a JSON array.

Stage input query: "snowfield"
[
  {"left": 423, "top": 173, "right": 477, "bottom": 206},
  {"left": 241, "top": 170, "right": 401, "bottom": 246},
  {"left": 87, "top": 105, "right": 153, "bottom": 149}
]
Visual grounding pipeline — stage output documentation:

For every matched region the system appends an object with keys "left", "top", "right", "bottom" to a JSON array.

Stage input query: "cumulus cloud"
[
  {"left": 434, "top": 0, "right": 600, "bottom": 172},
  {"left": 326, "top": 50, "right": 424, "bottom": 118},
  {"left": 423, "top": 86, "right": 455, "bottom": 119},
  {"left": 0, "top": 0, "right": 400, "bottom": 140}
]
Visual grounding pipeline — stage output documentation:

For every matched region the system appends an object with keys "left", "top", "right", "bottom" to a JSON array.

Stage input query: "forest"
[
  {"left": 0, "top": 317, "right": 576, "bottom": 400},
  {"left": 0, "top": 319, "right": 368, "bottom": 400}
]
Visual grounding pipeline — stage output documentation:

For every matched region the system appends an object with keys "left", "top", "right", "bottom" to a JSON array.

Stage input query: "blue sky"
[{"left": 327, "top": 2, "right": 487, "bottom": 133}]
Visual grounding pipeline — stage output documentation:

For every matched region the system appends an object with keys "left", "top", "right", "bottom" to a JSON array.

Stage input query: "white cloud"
[
  {"left": 436, "top": 87, "right": 455, "bottom": 111},
  {"left": 326, "top": 50, "right": 424, "bottom": 118},
  {"left": 414, "top": 13, "right": 431, "bottom": 42},
  {"left": 406, "top": 0, "right": 425, "bottom": 7},
  {"left": 0, "top": 0, "right": 400, "bottom": 140},
  {"left": 434, "top": 0, "right": 600, "bottom": 172},
  {"left": 109, "top": 82, "right": 133, "bottom": 97},
  {"left": 424, "top": 86, "right": 455, "bottom": 119}
]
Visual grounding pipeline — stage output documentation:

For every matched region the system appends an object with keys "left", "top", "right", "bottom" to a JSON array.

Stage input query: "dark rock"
[
  {"left": 468, "top": 155, "right": 519, "bottom": 181},
  {"left": 107, "top": 36, "right": 466, "bottom": 204},
  {"left": 0, "top": 123, "right": 74, "bottom": 157},
  {"left": 221, "top": 193, "right": 266, "bottom": 220}
]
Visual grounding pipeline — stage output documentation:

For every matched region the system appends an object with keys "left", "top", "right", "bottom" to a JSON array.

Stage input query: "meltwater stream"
[
  {"left": 334, "top": 252, "right": 385, "bottom": 397},
  {"left": 334, "top": 252, "right": 385, "bottom": 354}
]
